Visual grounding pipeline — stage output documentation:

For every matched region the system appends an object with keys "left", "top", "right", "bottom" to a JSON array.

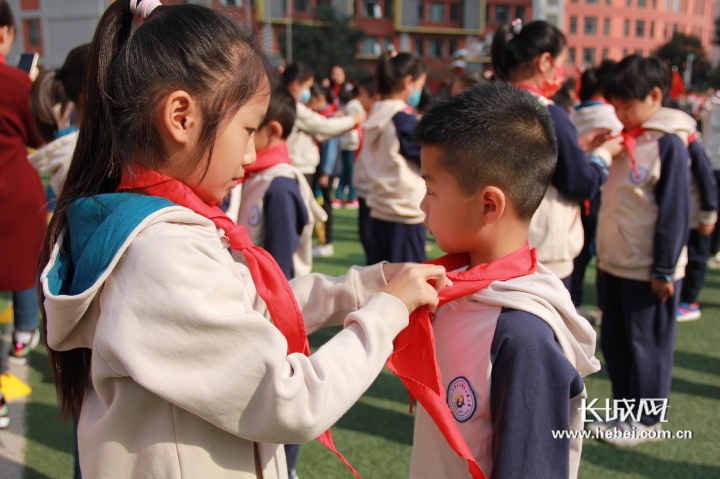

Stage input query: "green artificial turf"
[{"left": 11, "top": 207, "right": 720, "bottom": 478}]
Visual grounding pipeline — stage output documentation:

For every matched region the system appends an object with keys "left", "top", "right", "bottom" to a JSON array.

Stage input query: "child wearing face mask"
[
  {"left": 358, "top": 52, "right": 428, "bottom": 264},
  {"left": 492, "top": 20, "right": 624, "bottom": 290}
]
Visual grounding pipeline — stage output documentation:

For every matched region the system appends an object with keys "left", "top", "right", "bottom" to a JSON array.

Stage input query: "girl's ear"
[
  {"left": 537, "top": 52, "right": 554, "bottom": 75},
  {"left": 160, "top": 90, "right": 199, "bottom": 145},
  {"left": 402, "top": 74, "right": 415, "bottom": 92}
]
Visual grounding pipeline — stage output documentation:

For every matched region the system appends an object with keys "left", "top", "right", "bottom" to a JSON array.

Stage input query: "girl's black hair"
[
  {"left": 355, "top": 76, "right": 377, "bottom": 97},
  {"left": 376, "top": 52, "right": 427, "bottom": 96},
  {"left": 38, "top": 0, "right": 270, "bottom": 422},
  {"left": 282, "top": 62, "right": 315, "bottom": 87},
  {"left": 0, "top": 0, "right": 14, "bottom": 29},
  {"left": 605, "top": 55, "right": 670, "bottom": 102},
  {"left": 30, "top": 44, "right": 91, "bottom": 143},
  {"left": 491, "top": 20, "right": 566, "bottom": 82},
  {"left": 578, "top": 60, "right": 616, "bottom": 102}
]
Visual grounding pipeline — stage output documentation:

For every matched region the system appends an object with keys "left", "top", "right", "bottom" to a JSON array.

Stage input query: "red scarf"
[
  {"left": 116, "top": 164, "right": 362, "bottom": 478},
  {"left": 242, "top": 142, "right": 291, "bottom": 181},
  {"left": 512, "top": 82, "right": 546, "bottom": 99},
  {"left": 616, "top": 128, "right": 646, "bottom": 180},
  {"left": 387, "top": 243, "right": 538, "bottom": 479}
]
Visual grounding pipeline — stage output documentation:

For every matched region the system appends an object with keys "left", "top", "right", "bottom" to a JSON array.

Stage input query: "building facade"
[{"left": 564, "top": 0, "right": 717, "bottom": 66}]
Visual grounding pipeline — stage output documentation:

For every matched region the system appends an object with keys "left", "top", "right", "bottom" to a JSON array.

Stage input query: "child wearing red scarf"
[{"left": 405, "top": 83, "right": 600, "bottom": 479}]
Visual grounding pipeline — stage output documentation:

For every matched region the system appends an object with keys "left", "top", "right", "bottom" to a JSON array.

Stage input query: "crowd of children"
[{"left": 0, "top": 0, "right": 718, "bottom": 478}]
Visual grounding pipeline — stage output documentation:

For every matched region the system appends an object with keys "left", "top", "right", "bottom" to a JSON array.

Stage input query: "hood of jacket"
[
  {"left": 642, "top": 107, "right": 697, "bottom": 146},
  {"left": 27, "top": 130, "right": 79, "bottom": 194}
]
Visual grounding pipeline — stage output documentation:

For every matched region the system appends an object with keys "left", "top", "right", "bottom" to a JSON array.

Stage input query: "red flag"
[
  {"left": 387, "top": 244, "right": 538, "bottom": 479},
  {"left": 671, "top": 69, "right": 686, "bottom": 99}
]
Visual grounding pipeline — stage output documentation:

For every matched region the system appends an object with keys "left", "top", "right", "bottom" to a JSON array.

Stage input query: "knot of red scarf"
[
  {"left": 116, "top": 164, "right": 362, "bottom": 478},
  {"left": 387, "top": 243, "right": 538, "bottom": 479},
  {"left": 615, "top": 128, "right": 646, "bottom": 181}
]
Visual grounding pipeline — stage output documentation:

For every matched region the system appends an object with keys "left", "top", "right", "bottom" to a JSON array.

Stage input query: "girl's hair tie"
[
  {"left": 130, "top": 0, "right": 162, "bottom": 19},
  {"left": 511, "top": 18, "right": 523, "bottom": 36}
]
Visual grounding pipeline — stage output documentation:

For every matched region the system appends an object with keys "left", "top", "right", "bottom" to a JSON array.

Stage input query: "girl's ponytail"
[
  {"left": 39, "top": 0, "right": 135, "bottom": 422},
  {"left": 491, "top": 20, "right": 566, "bottom": 82},
  {"left": 376, "top": 51, "right": 427, "bottom": 96}
]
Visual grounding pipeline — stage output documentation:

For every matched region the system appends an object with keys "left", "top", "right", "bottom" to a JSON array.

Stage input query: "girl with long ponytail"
[
  {"left": 38, "top": 2, "right": 447, "bottom": 478},
  {"left": 492, "top": 20, "right": 624, "bottom": 288}
]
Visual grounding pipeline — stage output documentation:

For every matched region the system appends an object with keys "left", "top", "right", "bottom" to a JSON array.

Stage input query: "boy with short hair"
[
  {"left": 595, "top": 55, "right": 692, "bottom": 444},
  {"left": 407, "top": 82, "right": 600, "bottom": 478},
  {"left": 236, "top": 89, "right": 327, "bottom": 280}
]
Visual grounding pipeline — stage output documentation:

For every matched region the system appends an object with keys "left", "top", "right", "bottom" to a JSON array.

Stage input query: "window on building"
[
  {"left": 587, "top": 0, "right": 597, "bottom": 4},
  {"left": 653, "top": 0, "right": 656, "bottom": 7},
  {"left": 570, "top": 16, "right": 578, "bottom": 34},
  {"left": 664, "top": 22, "right": 668, "bottom": 38},
  {"left": 665, "top": 0, "right": 670, "bottom": 10},
  {"left": 516, "top": 6, "right": 526, "bottom": 22},
  {"left": 673, "top": 0, "right": 680, "bottom": 12},
  {"left": 383, "top": 38, "right": 394, "bottom": 51},
  {"left": 636, "top": 20, "right": 645, "bottom": 36},
  {"left": 495, "top": 5, "right": 510, "bottom": 23},
  {"left": 626, "top": 0, "right": 631, "bottom": 6},
  {"left": 571, "top": 0, "right": 578, "bottom": 3},
  {"left": 27, "top": 19, "right": 40, "bottom": 46},
  {"left": 361, "top": 37, "right": 379, "bottom": 55},
  {"left": 548, "top": 0, "right": 559, "bottom": 5},
  {"left": 429, "top": 3, "right": 445, "bottom": 21},
  {"left": 449, "top": 39, "right": 459, "bottom": 54},
  {"left": 220, "top": 0, "right": 238, "bottom": 6},
  {"left": 415, "top": 38, "right": 424, "bottom": 57},
  {"left": 624, "top": 19, "right": 630, "bottom": 36},
  {"left": 602, "top": 48, "right": 609, "bottom": 59},
  {"left": 583, "top": 48, "right": 596, "bottom": 65},
  {"left": 384, "top": 0, "right": 394, "bottom": 18},
  {"left": 604, "top": 17, "right": 610, "bottom": 35},
  {"left": 623, "top": 48, "right": 628, "bottom": 56},
  {"left": 634, "top": 49, "right": 643, "bottom": 55},
  {"left": 363, "top": 0, "right": 381, "bottom": 17},
  {"left": 450, "top": 2, "right": 461, "bottom": 21},
  {"left": 585, "top": 17, "right": 598, "bottom": 35},
  {"left": 650, "top": 21, "right": 655, "bottom": 37},
  {"left": 428, "top": 38, "right": 444, "bottom": 57},
  {"left": 638, "top": 0, "right": 646, "bottom": 7},
  {"left": 606, "top": 0, "right": 612, "bottom": 4},
  {"left": 568, "top": 47, "right": 576, "bottom": 66},
  {"left": 418, "top": 1, "right": 424, "bottom": 20},
  {"left": 547, "top": 14, "right": 558, "bottom": 26},
  {"left": 294, "top": 0, "right": 310, "bottom": 12},
  {"left": 673, "top": 23, "right": 678, "bottom": 33}
]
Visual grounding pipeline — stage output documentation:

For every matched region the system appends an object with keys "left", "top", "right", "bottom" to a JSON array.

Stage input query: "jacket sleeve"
[
  {"left": 263, "top": 177, "right": 308, "bottom": 280},
  {"left": 653, "top": 134, "right": 691, "bottom": 278},
  {"left": 392, "top": 111, "right": 422, "bottom": 165},
  {"left": 548, "top": 105, "right": 608, "bottom": 201},
  {"left": 95, "top": 223, "right": 406, "bottom": 445},
  {"left": 689, "top": 140, "right": 719, "bottom": 218},
  {"left": 295, "top": 103, "right": 356, "bottom": 137},
  {"left": 489, "top": 309, "right": 585, "bottom": 479}
]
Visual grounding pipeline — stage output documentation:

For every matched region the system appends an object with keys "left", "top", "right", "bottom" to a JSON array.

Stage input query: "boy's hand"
[
  {"left": 352, "top": 111, "right": 367, "bottom": 125},
  {"left": 318, "top": 174, "right": 329, "bottom": 188},
  {"left": 650, "top": 277, "right": 674, "bottom": 303},
  {"left": 381, "top": 264, "right": 450, "bottom": 313},
  {"left": 699, "top": 222, "right": 716, "bottom": 236}
]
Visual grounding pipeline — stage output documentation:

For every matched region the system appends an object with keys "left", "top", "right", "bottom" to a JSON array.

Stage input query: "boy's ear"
[
  {"left": 268, "top": 120, "right": 284, "bottom": 140},
  {"left": 649, "top": 86, "right": 663, "bottom": 105},
  {"left": 477, "top": 186, "right": 507, "bottom": 225},
  {"left": 160, "top": 90, "right": 199, "bottom": 145}
]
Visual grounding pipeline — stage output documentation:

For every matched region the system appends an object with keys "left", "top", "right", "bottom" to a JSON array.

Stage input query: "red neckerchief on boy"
[
  {"left": 616, "top": 128, "right": 646, "bottom": 180},
  {"left": 117, "top": 164, "right": 363, "bottom": 479},
  {"left": 688, "top": 131, "right": 697, "bottom": 144},
  {"left": 387, "top": 243, "right": 538, "bottom": 479},
  {"left": 241, "top": 142, "right": 291, "bottom": 182}
]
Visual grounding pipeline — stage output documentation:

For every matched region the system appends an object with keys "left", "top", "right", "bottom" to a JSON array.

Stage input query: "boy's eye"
[{"left": 246, "top": 128, "right": 256, "bottom": 135}]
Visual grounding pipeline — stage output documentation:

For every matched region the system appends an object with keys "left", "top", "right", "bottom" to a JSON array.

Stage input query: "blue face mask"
[
  {"left": 407, "top": 89, "right": 422, "bottom": 108},
  {"left": 299, "top": 89, "right": 311, "bottom": 104}
]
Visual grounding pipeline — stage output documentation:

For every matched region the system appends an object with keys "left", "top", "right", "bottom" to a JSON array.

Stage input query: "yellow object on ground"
[
  {"left": 0, "top": 373, "right": 32, "bottom": 401},
  {"left": 0, "top": 305, "right": 12, "bottom": 324}
]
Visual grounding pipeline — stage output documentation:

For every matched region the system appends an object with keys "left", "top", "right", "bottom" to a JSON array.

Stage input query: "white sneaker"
[
  {"left": 599, "top": 421, "right": 665, "bottom": 446},
  {"left": 707, "top": 253, "right": 720, "bottom": 270},
  {"left": 312, "top": 244, "right": 335, "bottom": 258}
]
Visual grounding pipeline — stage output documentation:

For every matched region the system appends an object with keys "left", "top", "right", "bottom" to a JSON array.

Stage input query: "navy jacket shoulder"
[
  {"left": 489, "top": 308, "right": 584, "bottom": 479},
  {"left": 548, "top": 104, "right": 606, "bottom": 200},
  {"left": 263, "top": 176, "right": 308, "bottom": 280},
  {"left": 392, "top": 110, "right": 421, "bottom": 165}
]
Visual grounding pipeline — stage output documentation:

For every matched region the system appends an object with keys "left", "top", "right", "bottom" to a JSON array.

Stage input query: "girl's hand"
[
  {"left": 381, "top": 264, "right": 450, "bottom": 313},
  {"left": 579, "top": 128, "right": 611, "bottom": 151},
  {"left": 352, "top": 111, "right": 367, "bottom": 125},
  {"left": 600, "top": 135, "right": 625, "bottom": 157},
  {"left": 699, "top": 222, "right": 716, "bottom": 236},
  {"left": 318, "top": 174, "right": 329, "bottom": 188}
]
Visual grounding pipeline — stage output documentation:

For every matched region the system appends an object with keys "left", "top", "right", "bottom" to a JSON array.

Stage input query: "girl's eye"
[
  {"left": 246, "top": 128, "right": 256, "bottom": 136},
  {"left": 426, "top": 188, "right": 433, "bottom": 196}
]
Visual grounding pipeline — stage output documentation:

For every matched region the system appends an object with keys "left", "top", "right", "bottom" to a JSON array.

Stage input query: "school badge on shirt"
[
  {"left": 447, "top": 376, "right": 477, "bottom": 423},
  {"left": 248, "top": 205, "right": 260, "bottom": 227},
  {"left": 629, "top": 166, "right": 649, "bottom": 185}
]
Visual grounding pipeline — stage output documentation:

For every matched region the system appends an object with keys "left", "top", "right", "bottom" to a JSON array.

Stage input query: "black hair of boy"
[
  {"left": 259, "top": 89, "right": 296, "bottom": 140},
  {"left": 0, "top": 0, "right": 15, "bottom": 30},
  {"left": 355, "top": 76, "right": 377, "bottom": 97},
  {"left": 578, "top": 60, "right": 616, "bottom": 102},
  {"left": 414, "top": 82, "right": 557, "bottom": 221},
  {"left": 605, "top": 55, "right": 670, "bottom": 102},
  {"left": 282, "top": 62, "right": 314, "bottom": 88},
  {"left": 551, "top": 82, "right": 575, "bottom": 110}
]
